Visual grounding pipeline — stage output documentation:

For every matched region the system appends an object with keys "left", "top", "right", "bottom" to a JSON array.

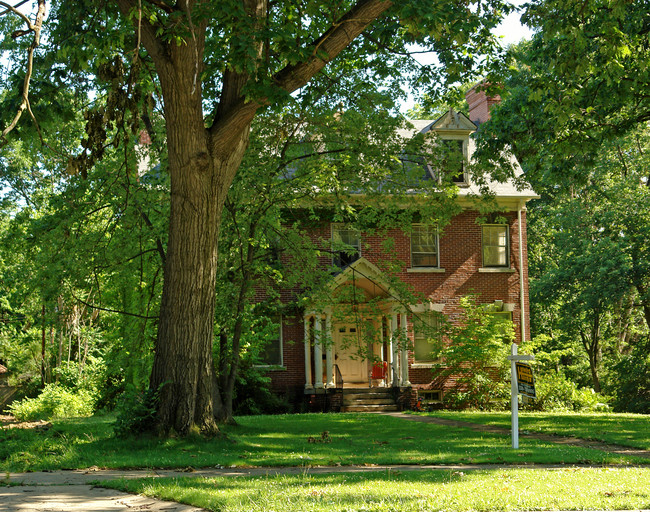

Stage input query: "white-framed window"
[
  {"left": 482, "top": 224, "right": 509, "bottom": 267},
  {"left": 411, "top": 225, "right": 439, "bottom": 268},
  {"left": 258, "top": 317, "right": 283, "bottom": 366},
  {"left": 332, "top": 224, "right": 360, "bottom": 268},
  {"left": 413, "top": 313, "right": 442, "bottom": 363}
]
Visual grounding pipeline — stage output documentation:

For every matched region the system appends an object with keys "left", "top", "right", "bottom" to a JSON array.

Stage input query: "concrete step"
[
  {"left": 342, "top": 397, "right": 395, "bottom": 406},
  {"left": 343, "top": 392, "right": 394, "bottom": 401},
  {"left": 341, "top": 404, "right": 399, "bottom": 412}
]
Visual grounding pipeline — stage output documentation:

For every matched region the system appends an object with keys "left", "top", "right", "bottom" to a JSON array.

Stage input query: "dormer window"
[
  {"left": 332, "top": 225, "right": 360, "bottom": 268},
  {"left": 441, "top": 139, "right": 467, "bottom": 185}
]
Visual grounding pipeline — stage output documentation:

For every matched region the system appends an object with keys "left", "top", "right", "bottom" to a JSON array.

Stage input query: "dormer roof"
[{"left": 430, "top": 109, "right": 477, "bottom": 134}]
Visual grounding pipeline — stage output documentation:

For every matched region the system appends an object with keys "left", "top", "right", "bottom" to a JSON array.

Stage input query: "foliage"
[
  {"left": 609, "top": 336, "right": 650, "bottom": 414},
  {"left": 522, "top": 372, "right": 608, "bottom": 413},
  {"left": 112, "top": 385, "right": 161, "bottom": 438},
  {"left": 7, "top": 383, "right": 95, "bottom": 421},
  {"left": 1, "top": 0, "right": 516, "bottom": 434},
  {"left": 429, "top": 296, "right": 514, "bottom": 409}
]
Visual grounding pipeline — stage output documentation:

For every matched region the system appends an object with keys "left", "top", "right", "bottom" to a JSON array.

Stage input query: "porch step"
[
  {"left": 342, "top": 404, "right": 399, "bottom": 412},
  {"left": 340, "top": 388, "right": 398, "bottom": 412}
]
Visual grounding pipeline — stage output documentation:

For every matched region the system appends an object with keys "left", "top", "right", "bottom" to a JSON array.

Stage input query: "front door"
[{"left": 333, "top": 324, "right": 368, "bottom": 384}]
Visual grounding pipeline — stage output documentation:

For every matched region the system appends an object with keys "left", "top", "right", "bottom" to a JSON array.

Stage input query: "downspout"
[{"left": 518, "top": 204, "right": 526, "bottom": 344}]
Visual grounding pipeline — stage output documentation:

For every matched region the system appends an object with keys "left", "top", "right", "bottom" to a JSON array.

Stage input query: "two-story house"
[{"left": 256, "top": 86, "right": 538, "bottom": 411}]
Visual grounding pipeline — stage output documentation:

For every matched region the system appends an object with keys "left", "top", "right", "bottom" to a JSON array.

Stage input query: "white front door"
[{"left": 333, "top": 325, "right": 368, "bottom": 384}]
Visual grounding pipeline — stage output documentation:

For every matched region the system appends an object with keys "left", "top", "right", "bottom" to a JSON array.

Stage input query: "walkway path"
[{"left": 3, "top": 413, "right": 649, "bottom": 511}]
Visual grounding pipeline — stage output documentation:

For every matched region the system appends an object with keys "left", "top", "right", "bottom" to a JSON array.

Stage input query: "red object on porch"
[{"left": 371, "top": 362, "right": 387, "bottom": 379}]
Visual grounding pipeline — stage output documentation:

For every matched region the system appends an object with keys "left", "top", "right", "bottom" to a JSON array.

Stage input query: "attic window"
[{"left": 442, "top": 139, "right": 467, "bottom": 184}]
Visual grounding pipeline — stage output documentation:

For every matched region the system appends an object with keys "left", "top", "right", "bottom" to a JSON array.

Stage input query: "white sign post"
[{"left": 507, "top": 343, "right": 534, "bottom": 449}]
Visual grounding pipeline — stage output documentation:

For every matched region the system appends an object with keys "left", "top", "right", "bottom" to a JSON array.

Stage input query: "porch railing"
[{"left": 333, "top": 364, "right": 343, "bottom": 389}]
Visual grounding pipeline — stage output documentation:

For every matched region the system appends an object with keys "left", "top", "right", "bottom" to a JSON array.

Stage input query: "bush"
[
  {"left": 522, "top": 372, "right": 609, "bottom": 412},
  {"left": 609, "top": 336, "right": 650, "bottom": 413},
  {"left": 112, "top": 386, "right": 160, "bottom": 437},
  {"left": 443, "top": 373, "right": 510, "bottom": 410},
  {"left": 8, "top": 384, "right": 96, "bottom": 421},
  {"left": 233, "top": 364, "right": 291, "bottom": 416}
]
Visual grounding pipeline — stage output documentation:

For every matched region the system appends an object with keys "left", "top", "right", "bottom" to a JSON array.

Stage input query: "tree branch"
[
  {"left": 208, "top": 0, "right": 393, "bottom": 156},
  {"left": 0, "top": 0, "right": 46, "bottom": 148}
]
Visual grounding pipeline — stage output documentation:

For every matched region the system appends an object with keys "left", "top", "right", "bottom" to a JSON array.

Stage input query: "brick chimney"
[{"left": 465, "top": 83, "right": 501, "bottom": 125}]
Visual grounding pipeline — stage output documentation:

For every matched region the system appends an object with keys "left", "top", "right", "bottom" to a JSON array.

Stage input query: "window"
[
  {"left": 482, "top": 225, "right": 509, "bottom": 267},
  {"left": 411, "top": 225, "right": 439, "bottom": 267},
  {"left": 442, "top": 139, "right": 466, "bottom": 184},
  {"left": 258, "top": 317, "right": 283, "bottom": 366},
  {"left": 413, "top": 313, "right": 442, "bottom": 363},
  {"left": 332, "top": 225, "right": 360, "bottom": 268}
]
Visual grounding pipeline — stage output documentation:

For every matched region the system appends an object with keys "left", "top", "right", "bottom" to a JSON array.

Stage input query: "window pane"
[
  {"left": 413, "top": 313, "right": 441, "bottom": 362},
  {"left": 482, "top": 225, "right": 508, "bottom": 267},
  {"left": 333, "top": 226, "right": 360, "bottom": 267},
  {"left": 411, "top": 226, "right": 438, "bottom": 267},
  {"left": 259, "top": 321, "right": 282, "bottom": 366}
]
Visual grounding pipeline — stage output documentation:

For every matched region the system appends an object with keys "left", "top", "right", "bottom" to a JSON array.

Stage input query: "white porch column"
[
  {"left": 314, "top": 315, "right": 324, "bottom": 389},
  {"left": 400, "top": 312, "right": 411, "bottom": 386},
  {"left": 304, "top": 316, "right": 313, "bottom": 391},
  {"left": 391, "top": 312, "right": 400, "bottom": 387},
  {"left": 325, "top": 311, "right": 334, "bottom": 387}
]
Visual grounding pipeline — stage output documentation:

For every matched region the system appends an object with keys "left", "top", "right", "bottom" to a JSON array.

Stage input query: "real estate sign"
[{"left": 515, "top": 362, "right": 536, "bottom": 398}]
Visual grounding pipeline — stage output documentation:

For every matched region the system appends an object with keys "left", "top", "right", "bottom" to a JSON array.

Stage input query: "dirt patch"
[{"left": 0, "top": 413, "right": 51, "bottom": 431}]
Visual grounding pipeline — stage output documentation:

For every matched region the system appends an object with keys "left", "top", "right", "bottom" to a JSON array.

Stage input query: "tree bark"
[{"left": 112, "top": 0, "right": 393, "bottom": 435}]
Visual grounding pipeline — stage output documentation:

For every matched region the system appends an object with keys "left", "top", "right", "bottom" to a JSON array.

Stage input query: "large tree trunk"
[{"left": 147, "top": 40, "right": 251, "bottom": 435}]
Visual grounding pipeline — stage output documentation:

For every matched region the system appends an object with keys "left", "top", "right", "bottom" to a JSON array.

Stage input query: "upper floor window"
[
  {"left": 411, "top": 225, "right": 439, "bottom": 268},
  {"left": 482, "top": 225, "right": 509, "bottom": 267},
  {"left": 332, "top": 225, "right": 360, "bottom": 268}
]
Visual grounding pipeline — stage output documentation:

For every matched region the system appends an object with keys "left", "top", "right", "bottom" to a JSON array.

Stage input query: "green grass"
[
  {"left": 1, "top": 412, "right": 647, "bottom": 472},
  {"left": 101, "top": 467, "right": 650, "bottom": 511},
  {"left": 420, "top": 411, "right": 650, "bottom": 449}
]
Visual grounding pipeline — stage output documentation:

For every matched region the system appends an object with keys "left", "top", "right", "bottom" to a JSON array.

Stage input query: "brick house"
[{"left": 255, "top": 87, "right": 538, "bottom": 411}]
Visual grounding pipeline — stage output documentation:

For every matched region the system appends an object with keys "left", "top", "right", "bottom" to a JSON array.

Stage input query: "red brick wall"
[{"left": 258, "top": 208, "right": 532, "bottom": 400}]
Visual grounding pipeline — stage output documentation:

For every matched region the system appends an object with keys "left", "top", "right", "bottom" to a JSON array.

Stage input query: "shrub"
[
  {"left": 8, "top": 384, "right": 95, "bottom": 421},
  {"left": 112, "top": 386, "right": 160, "bottom": 437},
  {"left": 522, "top": 371, "right": 608, "bottom": 412},
  {"left": 233, "top": 364, "right": 291, "bottom": 416},
  {"left": 609, "top": 336, "right": 650, "bottom": 413}
]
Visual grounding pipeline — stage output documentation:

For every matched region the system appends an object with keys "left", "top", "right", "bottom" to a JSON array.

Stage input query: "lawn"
[
  {"left": 419, "top": 411, "right": 650, "bottom": 450},
  {"left": 102, "top": 467, "right": 650, "bottom": 512},
  {"left": 1, "top": 412, "right": 647, "bottom": 472}
]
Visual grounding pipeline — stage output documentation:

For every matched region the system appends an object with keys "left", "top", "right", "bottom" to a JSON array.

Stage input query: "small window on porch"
[
  {"left": 413, "top": 313, "right": 443, "bottom": 363},
  {"left": 332, "top": 225, "right": 360, "bottom": 268},
  {"left": 257, "top": 316, "right": 283, "bottom": 367}
]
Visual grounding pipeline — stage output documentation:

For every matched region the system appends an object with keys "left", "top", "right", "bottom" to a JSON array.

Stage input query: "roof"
[{"left": 398, "top": 111, "right": 539, "bottom": 204}]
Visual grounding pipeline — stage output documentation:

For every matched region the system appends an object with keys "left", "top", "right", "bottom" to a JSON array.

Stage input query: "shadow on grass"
[{"left": 0, "top": 412, "right": 646, "bottom": 472}]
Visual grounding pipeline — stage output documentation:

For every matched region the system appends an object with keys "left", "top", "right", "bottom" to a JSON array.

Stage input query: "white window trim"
[
  {"left": 409, "top": 224, "right": 441, "bottom": 270},
  {"left": 481, "top": 224, "right": 510, "bottom": 268}
]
